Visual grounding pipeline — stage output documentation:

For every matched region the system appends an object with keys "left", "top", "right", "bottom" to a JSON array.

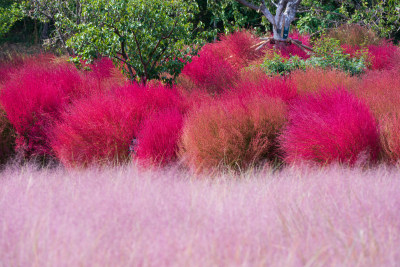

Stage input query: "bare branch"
[
  {"left": 235, "top": 0, "right": 260, "bottom": 11},
  {"left": 235, "top": 0, "right": 275, "bottom": 25}
]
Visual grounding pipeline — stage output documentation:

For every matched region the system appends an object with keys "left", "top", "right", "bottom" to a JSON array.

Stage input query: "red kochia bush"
[
  {"left": 289, "top": 68, "right": 358, "bottom": 96},
  {"left": 379, "top": 114, "right": 400, "bottom": 163},
  {"left": 135, "top": 109, "right": 183, "bottom": 166},
  {"left": 280, "top": 90, "right": 380, "bottom": 165},
  {"left": 51, "top": 84, "right": 184, "bottom": 167},
  {"left": 0, "top": 60, "right": 84, "bottom": 158},
  {"left": 341, "top": 42, "right": 399, "bottom": 71},
  {"left": 232, "top": 76, "right": 297, "bottom": 103},
  {"left": 367, "top": 43, "right": 399, "bottom": 71},
  {"left": 181, "top": 95, "right": 288, "bottom": 172},
  {"left": 181, "top": 46, "right": 239, "bottom": 94},
  {"left": 351, "top": 70, "right": 400, "bottom": 163},
  {"left": 216, "top": 30, "right": 264, "bottom": 68}
]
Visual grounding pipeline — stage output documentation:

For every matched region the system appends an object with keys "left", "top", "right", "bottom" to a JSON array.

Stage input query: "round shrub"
[
  {"left": 180, "top": 95, "right": 288, "bottom": 172},
  {"left": 51, "top": 84, "right": 183, "bottom": 167},
  {"left": 290, "top": 68, "right": 358, "bottom": 96},
  {"left": 367, "top": 43, "right": 399, "bottom": 71},
  {"left": 0, "top": 59, "right": 84, "bottom": 159},
  {"left": 180, "top": 46, "right": 239, "bottom": 95},
  {"left": 217, "top": 30, "right": 264, "bottom": 69},
  {"left": 280, "top": 90, "right": 380, "bottom": 165},
  {"left": 351, "top": 69, "right": 400, "bottom": 117},
  {"left": 135, "top": 109, "right": 183, "bottom": 166},
  {"left": 232, "top": 76, "right": 297, "bottom": 103},
  {"left": 327, "top": 24, "right": 381, "bottom": 46},
  {"left": 379, "top": 114, "right": 400, "bottom": 163}
]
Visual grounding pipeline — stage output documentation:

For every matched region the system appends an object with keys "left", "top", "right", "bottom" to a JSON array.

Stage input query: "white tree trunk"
[{"left": 236, "top": 0, "right": 302, "bottom": 41}]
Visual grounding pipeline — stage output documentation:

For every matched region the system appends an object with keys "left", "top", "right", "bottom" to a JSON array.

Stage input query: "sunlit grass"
[{"left": 1, "top": 163, "right": 399, "bottom": 266}]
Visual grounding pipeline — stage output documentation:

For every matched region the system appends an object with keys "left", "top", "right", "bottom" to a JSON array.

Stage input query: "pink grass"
[{"left": 0, "top": 164, "right": 399, "bottom": 266}]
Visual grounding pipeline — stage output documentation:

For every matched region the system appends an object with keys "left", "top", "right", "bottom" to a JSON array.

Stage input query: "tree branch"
[{"left": 235, "top": 0, "right": 275, "bottom": 25}]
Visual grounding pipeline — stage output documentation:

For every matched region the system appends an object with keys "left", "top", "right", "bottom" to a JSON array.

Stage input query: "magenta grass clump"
[
  {"left": 51, "top": 83, "right": 184, "bottom": 167},
  {"left": 367, "top": 43, "right": 399, "bottom": 71},
  {"left": 280, "top": 89, "right": 380, "bottom": 165},
  {"left": 217, "top": 30, "right": 264, "bottom": 68},
  {"left": 233, "top": 75, "right": 297, "bottom": 103},
  {"left": 135, "top": 109, "right": 184, "bottom": 166},
  {"left": 181, "top": 46, "right": 239, "bottom": 94},
  {"left": 0, "top": 59, "right": 84, "bottom": 159}
]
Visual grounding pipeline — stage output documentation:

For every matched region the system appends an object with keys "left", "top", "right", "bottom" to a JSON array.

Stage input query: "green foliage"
[
  {"left": 206, "top": 0, "right": 268, "bottom": 36},
  {"left": 65, "top": 0, "right": 202, "bottom": 84},
  {"left": 309, "top": 37, "right": 369, "bottom": 75},
  {"left": 260, "top": 37, "right": 368, "bottom": 76},
  {"left": 349, "top": 0, "right": 400, "bottom": 41},
  {"left": 296, "top": 0, "right": 400, "bottom": 42},
  {"left": 0, "top": 2, "right": 25, "bottom": 38},
  {"left": 260, "top": 53, "right": 306, "bottom": 76}
]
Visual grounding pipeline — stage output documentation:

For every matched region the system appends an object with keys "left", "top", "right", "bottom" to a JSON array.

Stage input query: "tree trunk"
[
  {"left": 235, "top": 0, "right": 302, "bottom": 41},
  {"left": 41, "top": 22, "right": 49, "bottom": 41}
]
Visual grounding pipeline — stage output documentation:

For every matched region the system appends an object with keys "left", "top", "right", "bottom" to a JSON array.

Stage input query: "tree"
[
  {"left": 62, "top": 0, "right": 202, "bottom": 84},
  {"left": 234, "top": 0, "right": 302, "bottom": 41},
  {"left": 0, "top": 1, "right": 25, "bottom": 39},
  {"left": 28, "top": 0, "right": 85, "bottom": 54}
]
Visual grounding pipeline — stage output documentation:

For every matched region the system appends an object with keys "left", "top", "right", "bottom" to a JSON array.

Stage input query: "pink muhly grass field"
[
  {"left": 280, "top": 90, "right": 380, "bottom": 165},
  {"left": 0, "top": 164, "right": 399, "bottom": 266}
]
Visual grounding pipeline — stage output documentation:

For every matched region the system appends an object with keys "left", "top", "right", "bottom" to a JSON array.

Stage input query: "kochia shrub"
[
  {"left": 217, "top": 30, "right": 264, "bottom": 68},
  {"left": 135, "top": 109, "right": 184, "bottom": 166},
  {"left": 232, "top": 76, "right": 297, "bottom": 103},
  {"left": 280, "top": 90, "right": 380, "bottom": 165},
  {"left": 0, "top": 59, "right": 84, "bottom": 159},
  {"left": 352, "top": 69, "right": 400, "bottom": 117},
  {"left": 180, "top": 96, "right": 287, "bottom": 172},
  {"left": 367, "top": 43, "right": 399, "bottom": 71},
  {"left": 290, "top": 68, "right": 358, "bottom": 95},
  {"left": 351, "top": 70, "right": 400, "bottom": 163},
  {"left": 327, "top": 24, "right": 381, "bottom": 46},
  {"left": 379, "top": 114, "right": 400, "bottom": 163},
  {"left": 180, "top": 46, "right": 239, "bottom": 94},
  {"left": 51, "top": 84, "right": 183, "bottom": 167}
]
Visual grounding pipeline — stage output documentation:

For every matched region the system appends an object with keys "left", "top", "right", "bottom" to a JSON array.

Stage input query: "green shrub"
[{"left": 259, "top": 37, "right": 368, "bottom": 76}]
